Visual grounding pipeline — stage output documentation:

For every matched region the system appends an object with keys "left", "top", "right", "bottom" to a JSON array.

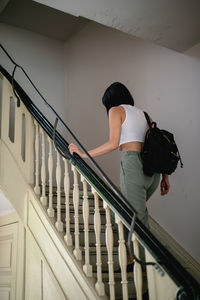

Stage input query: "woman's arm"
[{"left": 68, "top": 106, "right": 122, "bottom": 158}]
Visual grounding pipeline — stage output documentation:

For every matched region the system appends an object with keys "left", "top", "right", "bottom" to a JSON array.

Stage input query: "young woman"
[{"left": 69, "top": 82, "right": 170, "bottom": 262}]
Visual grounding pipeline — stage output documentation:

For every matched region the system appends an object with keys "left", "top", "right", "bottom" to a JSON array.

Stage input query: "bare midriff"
[{"left": 120, "top": 141, "right": 144, "bottom": 153}]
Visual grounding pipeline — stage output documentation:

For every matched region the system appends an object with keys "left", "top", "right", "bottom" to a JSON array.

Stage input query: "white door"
[{"left": 0, "top": 222, "right": 18, "bottom": 300}]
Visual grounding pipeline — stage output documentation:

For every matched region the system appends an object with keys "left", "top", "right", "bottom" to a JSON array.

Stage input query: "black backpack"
[{"left": 141, "top": 112, "right": 183, "bottom": 177}]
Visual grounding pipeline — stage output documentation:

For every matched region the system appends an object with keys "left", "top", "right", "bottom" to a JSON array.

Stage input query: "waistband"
[{"left": 121, "top": 150, "right": 142, "bottom": 158}]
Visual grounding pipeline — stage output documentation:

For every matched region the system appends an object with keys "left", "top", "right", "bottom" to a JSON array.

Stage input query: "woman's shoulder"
[
  {"left": 109, "top": 106, "right": 124, "bottom": 113},
  {"left": 110, "top": 105, "right": 145, "bottom": 115},
  {"left": 109, "top": 106, "right": 125, "bottom": 121},
  {"left": 120, "top": 105, "right": 141, "bottom": 114}
]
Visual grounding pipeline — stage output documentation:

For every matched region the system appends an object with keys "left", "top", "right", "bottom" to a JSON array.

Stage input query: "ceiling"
[
  {"left": 1, "top": 0, "right": 199, "bottom": 52},
  {"left": 0, "top": 0, "right": 89, "bottom": 41}
]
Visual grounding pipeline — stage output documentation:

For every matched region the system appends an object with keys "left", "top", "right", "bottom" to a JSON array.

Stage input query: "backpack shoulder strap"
[{"left": 144, "top": 111, "right": 152, "bottom": 128}]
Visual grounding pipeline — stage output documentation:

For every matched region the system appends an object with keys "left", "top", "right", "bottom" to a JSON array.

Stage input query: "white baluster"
[
  {"left": 34, "top": 120, "right": 40, "bottom": 195},
  {"left": 71, "top": 165, "right": 82, "bottom": 260},
  {"left": 132, "top": 233, "right": 143, "bottom": 300},
  {"left": 81, "top": 176, "right": 92, "bottom": 277},
  {"left": 115, "top": 215, "right": 128, "bottom": 300},
  {"left": 47, "top": 137, "right": 54, "bottom": 217},
  {"left": 104, "top": 202, "right": 115, "bottom": 300},
  {"left": 55, "top": 151, "right": 63, "bottom": 232},
  {"left": 40, "top": 127, "right": 47, "bottom": 205},
  {"left": 26, "top": 114, "right": 35, "bottom": 185},
  {"left": 92, "top": 189, "right": 105, "bottom": 297},
  {"left": 64, "top": 158, "right": 72, "bottom": 246}
]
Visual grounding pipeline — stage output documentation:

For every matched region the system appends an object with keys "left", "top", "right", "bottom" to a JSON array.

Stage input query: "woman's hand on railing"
[{"left": 69, "top": 143, "right": 85, "bottom": 158}]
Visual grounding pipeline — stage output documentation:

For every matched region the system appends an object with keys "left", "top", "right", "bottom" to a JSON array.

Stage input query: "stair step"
[
  {"left": 60, "top": 210, "right": 107, "bottom": 226},
  {"left": 69, "top": 225, "right": 119, "bottom": 247},
  {"left": 53, "top": 204, "right": 105, "bottom": 212},
  {"left": 81, "top": 245, "right": 118, "bottom": 253},
  {"left": 98, "top": 271, "right": 136, "bottom": 299},
  {"left": 81, "top": 246, "right": 120, "bottom": 272},
  {"left": 99, "top": 270, "right": 148, "bottom": 300},
  {"left": 45, "top": 186, "right": 94, "bottom": 197},
  {"left": 54, "top": 204, "right": 106, "bottom": 218},
  {"left": 67, "top": 222, "right": 116, "bottom": 232},
  {"left": 52, "top": 196, "right": 102, "bottom": 207},
  {"left": 45, "top": 186, "right": 100, "bottom": 205},
  {"left": 53, "top": 203, "right": 117, "bottom": 228}
]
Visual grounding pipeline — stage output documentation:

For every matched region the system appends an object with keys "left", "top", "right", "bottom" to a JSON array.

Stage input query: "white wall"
[
  {"left": 0, "top": 23, "right": 68, "bottom": 187},
  {"left": 0, "top": 190, "right": 15, "bottom": 216},
  {"left": 0, "top": 23, "right": 66, "bottom": 125},
  {"left": 66, "top": 22, "right": 200, "bottom": 262}
]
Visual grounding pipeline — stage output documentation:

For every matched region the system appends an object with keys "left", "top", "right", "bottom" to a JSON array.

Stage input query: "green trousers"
[{"left": 120, "top": 151, "right": 160, "bottom": 239}]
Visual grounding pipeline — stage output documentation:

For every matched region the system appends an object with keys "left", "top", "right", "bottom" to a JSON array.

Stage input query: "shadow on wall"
[{"left": 185, "top": 43, "right": 200, "bottom": 59}]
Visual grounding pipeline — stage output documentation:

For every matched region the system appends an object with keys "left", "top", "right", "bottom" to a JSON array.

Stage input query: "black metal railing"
[{"left": 0, "top": 44, "right": 200, "bottom": 299}]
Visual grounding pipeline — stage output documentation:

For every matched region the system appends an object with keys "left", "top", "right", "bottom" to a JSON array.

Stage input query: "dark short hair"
[{"left": 102, "top": 82, "right": 134, "bottom": 113}]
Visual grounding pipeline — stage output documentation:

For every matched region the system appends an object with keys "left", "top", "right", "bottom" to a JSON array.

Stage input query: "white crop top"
[{"left": 119, "top": 105, "right": 148, "bottom": 147}]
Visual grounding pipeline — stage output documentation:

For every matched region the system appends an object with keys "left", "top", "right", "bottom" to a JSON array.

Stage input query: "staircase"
[
  {"left": 0, "top": 46, "right": 200, "bottom": 300},
  {"left": 51, "top": 187, "right": 148, "bottom": 299}
]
